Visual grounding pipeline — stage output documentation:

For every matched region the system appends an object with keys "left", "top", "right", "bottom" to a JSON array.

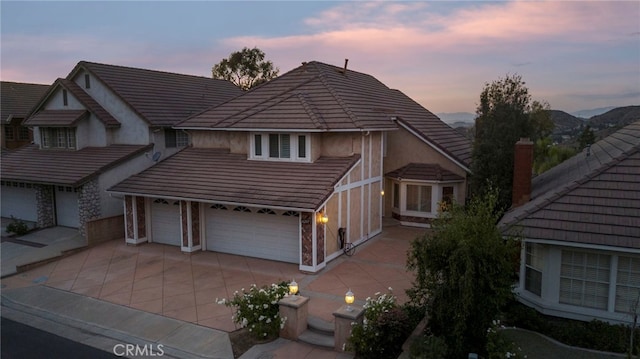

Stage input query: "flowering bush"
[
  {"left": 486, "top": 320, "right": 526, "bottom": 359},
  {"left": 347, "top": 289, "right": 413, "bottom": 359},
  {"left": 217, "top": 282, "right": 288, "bottom": 339}
]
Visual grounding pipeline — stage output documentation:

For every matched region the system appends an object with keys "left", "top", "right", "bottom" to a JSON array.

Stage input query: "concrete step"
[
  {"left": 307, "top": 316, "right": 334, "bottom": 336},
  {"left": 298, "top": 329, "right": 334, "bottom": 349}
]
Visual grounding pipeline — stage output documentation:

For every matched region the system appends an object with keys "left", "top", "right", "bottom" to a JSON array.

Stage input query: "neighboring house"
[
  {"left": 500, "top": 121, "right": 640, "bottom": 324},
  {"left": 1, "top": 61, "right": 242, "bottom": 236},
  {"left": 109, "top": 61, "right": 471, "bottom": 273},
  {"left": 1, "top": 81, "right": 49, "bottom": 150}
]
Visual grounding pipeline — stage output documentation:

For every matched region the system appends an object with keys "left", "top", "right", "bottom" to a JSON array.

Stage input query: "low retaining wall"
[{"left": 86, "top": 215, "right": 124, "bottom": 246}]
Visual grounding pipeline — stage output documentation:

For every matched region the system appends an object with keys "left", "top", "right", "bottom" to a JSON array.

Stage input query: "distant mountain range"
[{"left": 438, "top": 106, "right": 638, "bottom": 130}]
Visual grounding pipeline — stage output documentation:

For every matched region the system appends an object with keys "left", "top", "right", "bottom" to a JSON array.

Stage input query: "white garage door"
[
  {"left": 56, "top": 186, "right": 79, "bottom": 228},
  {"left": 206, "top": 205, "right": 300, "bottom": 263},
  {"left": 151, "top": 199, "right": 181, "bottom": 246},
  {"left": 1, "top": 182, "right": 37, "bottom": 222}
]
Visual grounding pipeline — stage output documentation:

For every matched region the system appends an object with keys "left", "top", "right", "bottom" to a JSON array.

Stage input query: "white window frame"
[
  {"left": 41, "top": 127, "right": 76, "bottom": 149},
  {"left": 615, "top": 256, "right": 640, "bottom": 313},
  {"left": 525, "top": 243, "right": 543, "bottom": 297},
  {"left": 391, "top": 180, "right": 459, "bottom": 218},
  {"left": 249, "top": 132, "right": 310, "bottom": 162}
]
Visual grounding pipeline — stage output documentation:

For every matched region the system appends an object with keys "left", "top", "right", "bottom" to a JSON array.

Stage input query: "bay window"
[{"left": 560, "top": 250, "right": 610, "bottom": 310}]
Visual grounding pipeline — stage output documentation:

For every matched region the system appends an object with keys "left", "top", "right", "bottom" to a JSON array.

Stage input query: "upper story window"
[
  {"left": 251, "top": 133, "right": 310, "bottom": 162},
  {"left": 41, "top": 127, "right": 76, "bottom": 149},
  {"left": 165, "top": 129, "right": 189, "bottom": 148}
]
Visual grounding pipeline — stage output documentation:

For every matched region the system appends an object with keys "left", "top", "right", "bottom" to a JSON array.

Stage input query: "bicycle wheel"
[{"left": 344, "top": 242, "right": 356, "bottom": 256}]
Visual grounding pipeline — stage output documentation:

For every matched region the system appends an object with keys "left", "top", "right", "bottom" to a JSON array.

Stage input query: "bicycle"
[{"left": 343, "top": 242, "right": 356, "bottom": 256}]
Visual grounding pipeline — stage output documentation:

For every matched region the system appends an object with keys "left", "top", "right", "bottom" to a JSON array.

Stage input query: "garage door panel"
[
  {"left": 206, "top": 208, "right": 299, "bottom": 263},
  {"left": 151, "top": 200, "right": 181, "bottom": 246},
  {"left": 56, "top": 187, "right": 79, "bottom": 228},
  {"left": 1, "top": 184, "right": 37, "bottom": 222}
]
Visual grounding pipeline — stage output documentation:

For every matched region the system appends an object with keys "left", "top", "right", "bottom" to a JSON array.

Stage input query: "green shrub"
[
  {"left": 347, "top": 290, "right": 413, "bottom": 359},
  {"left": 217, "top": 282, "right": 288, "bottom": 340},
  {"left": 409, "top": 334, "right": 448, "bottom": 359},
  {"left": 6, "top": 216, "right": 29, "bottom": 236},
  {"left": 505, "top": 300, "right": 639, "bottom": 354}
]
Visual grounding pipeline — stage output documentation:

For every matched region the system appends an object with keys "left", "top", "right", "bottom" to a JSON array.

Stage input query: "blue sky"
[{"left": 1, "top": 1, "right": 639, "bottom": 114}]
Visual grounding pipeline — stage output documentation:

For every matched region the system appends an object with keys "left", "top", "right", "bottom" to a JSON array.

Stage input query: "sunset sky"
[{"left": 1, "top": 1, "right": 638, "bottom": 114}]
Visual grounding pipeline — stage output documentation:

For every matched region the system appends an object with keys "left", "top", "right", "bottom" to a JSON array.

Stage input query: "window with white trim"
[
  {"left": 41, "top": 128, "right": 76, "bottom": 149},
  {"left": 251, "top": 133, "right": 310, "bottom": 162},
  {"left": 406, "top": 185, "right": 432, "bottom": 213},
  {"left": 616, "top": 256, "right": 640, "bottom": 313},
  {"left": 560, "top": 250, "right": 610, "bottom": 310},
  {"left": 525, "top": 243, "right": 543, "bottom": 296}
]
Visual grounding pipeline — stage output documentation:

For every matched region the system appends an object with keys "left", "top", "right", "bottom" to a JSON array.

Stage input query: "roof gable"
[
  {"left": 74, "top": 61, "right": 243, "bottom": 127},
  {"left": 500, "top": 121, "right": 640, "bottom": 249}
]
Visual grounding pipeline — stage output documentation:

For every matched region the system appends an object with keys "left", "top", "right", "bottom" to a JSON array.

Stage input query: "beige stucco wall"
[{"left": 383, "top": 126, "right": 468, "bottom": 216}]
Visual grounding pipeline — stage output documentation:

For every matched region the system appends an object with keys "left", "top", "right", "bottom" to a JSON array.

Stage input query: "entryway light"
[
  {"left": 380, "top": 189, "right": 385, "bottom": 196},
  {"left": 320, "top": 213, "right": 329, "bottom": 224},
  {"left": 289, "top": 279, "right": 299, "bottom": 299},
  {"left": 345, "top": 289, "right": 355, "bottom": 311}
]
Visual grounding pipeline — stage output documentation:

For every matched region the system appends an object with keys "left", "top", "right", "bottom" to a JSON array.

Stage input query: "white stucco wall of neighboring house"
[
  {"left": 73, "top": 70, "right": 149, "bottom": 145},
  {"left": 98, "top": 151, "right": 156, "bottom": 217}
]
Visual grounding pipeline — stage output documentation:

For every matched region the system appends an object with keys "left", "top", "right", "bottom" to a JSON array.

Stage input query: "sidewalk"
[
  {"left": 1, "top": 219, "right": 86, "bottom": 278},
  {"left": 2, "top": 285, "right": 233, "bottom": 359}
]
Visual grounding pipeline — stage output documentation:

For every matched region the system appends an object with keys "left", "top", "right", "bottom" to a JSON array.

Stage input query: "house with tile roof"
[
  {"left": 500, "top": 121, "right": 640, "bottom": 324},
  {"left": 109, "top": 60, "right": 471, "bottom": 273},
  {"left": 1, "top": 61, "right": 242, "bottom": 236},
  {"left": 1, "top": 81, "right": 49, "bottom": 150}
]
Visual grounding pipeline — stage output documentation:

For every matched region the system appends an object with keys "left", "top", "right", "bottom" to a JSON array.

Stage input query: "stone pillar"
[
  {"left": 36, "top": 184, "right": 54, "bottom": 228},
  {"left": 278, "top": 296, "right": 309, "bottom": 340},
  {"left": 333, "top": 304, "right": 364, "bottom": 352},
  {"left": 78, "top": 179, "right": 100, "bottom": 237}
]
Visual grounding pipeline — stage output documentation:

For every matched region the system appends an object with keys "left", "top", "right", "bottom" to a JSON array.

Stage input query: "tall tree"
[
  {"left": 471, "top": 74, "right": 552, "bottom": 210},
  {"left": 577, "top": 125, "right": 597, "bottom": 150},
  {"left": 211, "top": 47, "right": 279, "bottom": 90},
  {"left": 407, "top": 188, "right": 519, "bottom": 358}
]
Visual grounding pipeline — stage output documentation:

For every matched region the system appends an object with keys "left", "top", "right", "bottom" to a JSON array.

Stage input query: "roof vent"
[{"left": 341, "top": 59, "right": 349, "bottom": 74}]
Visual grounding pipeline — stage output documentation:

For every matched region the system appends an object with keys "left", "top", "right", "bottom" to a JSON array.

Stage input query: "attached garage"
[
  {"left": 151, "top": 199, "right": 181, "bottom": 245},
  {"left": 206, "top": 205, "right": 300, "bottom": 263},
  {"left": 1, "top": 182, "right": 37, "bottom": 222},
  {"left": 55, "top": 186, "right": 79, "bottom": 228}
]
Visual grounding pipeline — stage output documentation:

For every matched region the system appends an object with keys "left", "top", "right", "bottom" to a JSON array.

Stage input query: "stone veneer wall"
[
  {"left": 301, "top": 212, "right": 313, "bottom": 266},
  {"left": 36, "top": 184, "right": 54, "bottom": 228},
  {"left": 78, "top": 179, "right": 101, "bottom": 237}
]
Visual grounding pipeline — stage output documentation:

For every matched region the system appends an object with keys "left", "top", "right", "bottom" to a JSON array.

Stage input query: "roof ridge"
[
  {"left": 503, "top": 136, "right": 640, "bottom": 228},
  {"left": 314, "top": 65, "right": 360, "bottom": 128},
  {"left": 215, "top": 71, "right": 321, "bottom": 127},
  {"left": 296, "top": 92, "right": 328, "bottom": 130}
]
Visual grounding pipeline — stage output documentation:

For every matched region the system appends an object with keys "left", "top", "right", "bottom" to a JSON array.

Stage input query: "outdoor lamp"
[
  {"left": 345, "top": 289, "right": 355, "bottom": 311},
  {"left": 380, "top": 189, "right": 385, "bottom": 196},
  {"left": 289, "top": 279, "right": 299, "bottom": 299},
  {"left": 320, "top": 213, "right": 329, "bottom": 224}
]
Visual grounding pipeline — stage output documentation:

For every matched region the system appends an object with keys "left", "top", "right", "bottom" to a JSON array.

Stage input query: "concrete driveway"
[{"left": 2, "top": 218, "right": 425, "bottom": 330}]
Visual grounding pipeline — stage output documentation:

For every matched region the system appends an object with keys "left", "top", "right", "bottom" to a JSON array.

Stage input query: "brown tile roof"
[
  {"left": 178, "top": 61, "right": 471, "bottom": 168},
  {"left": 1, "top": 81, "right": 49, "bottom": 122},
  {"left": 108, "top": 147, "right": 360, "bottom": 211},
  {"left": 500, "top": 120, "right": 640, "bottom": 249},
  {"left": 25, "top": 110, "right": 89, "bottom": 127},
  {"left": 74, "top": 61, "right": 243, "bottom": 127},
  {"left": 1, "top": 144, "right": 151, "bottom": 186},
  {"left": 385, "top": 163, "right": 464, "bottom": 182}
]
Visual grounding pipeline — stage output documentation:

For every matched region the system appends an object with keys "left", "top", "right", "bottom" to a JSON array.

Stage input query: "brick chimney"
[{"left": 512, "top": 138, "right": 534, "bottom": 207}]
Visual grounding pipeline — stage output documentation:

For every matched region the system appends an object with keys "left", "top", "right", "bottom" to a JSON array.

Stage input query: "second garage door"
[
  {"left": 206, "top": 205, "right": 300, "bottom": 263},
  {"left": 151, "top": 199, "right": 181, "bottom": 246},
  {"left": 56, "top": 186, "right": 79, "bottom": 228},
  {"left": 1, "top": 182, "right": 37, "bottom": 222}
]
